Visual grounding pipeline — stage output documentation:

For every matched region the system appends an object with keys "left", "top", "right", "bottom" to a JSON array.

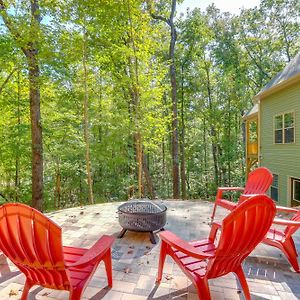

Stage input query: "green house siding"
[{"left": 260, "top": 83, "right": 300, "bottom": 206}]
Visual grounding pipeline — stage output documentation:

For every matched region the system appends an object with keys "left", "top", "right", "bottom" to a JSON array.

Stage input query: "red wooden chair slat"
[
  {"left": 211, "top": 167, "right": 273, "bottom": 222},
  {"left": 263, "top": 208, "right": 300, "bottom": 273},
  {"left": 0, "top": 203, "right": 115, "bottom": 299},
  {"left": 157, "top": 195, "right": 276, "bottom": 300}
]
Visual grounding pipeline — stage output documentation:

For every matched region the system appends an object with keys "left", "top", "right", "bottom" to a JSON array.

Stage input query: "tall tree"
[
  {"left": 147, "top": 0, "right": 181, "bottom": 199},
  {"left": 0, "top": 0, "right": 43, "bottom": 210},
  {"left": 82, "top": 16, "right": 94, "bottom": 204}
]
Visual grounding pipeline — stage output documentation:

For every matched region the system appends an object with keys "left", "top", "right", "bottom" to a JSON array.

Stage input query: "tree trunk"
[
  {"left": 169, "top": 0, "right": 180, "bottom": 199},
  {"left": 83, "top": 19, "right": 94, "bottom": 204},
  {"left": 180, "top": 64, "right": 187, "bottom": 199},
  {"left": 28, "top": 0, "right": 43, "bottom": 210},
  {"left": 1, "top": 0, "right": 44, "bottom": 210},
  {"left": 27, "top": 52, "right": 43, "bottom": 210},
  {"left": 204, "top": 62, "right": 219, "bottom": 187},
  {"left": 203, "top": 116, "right": 208, "bottom": 199},
  {"left": 15, "top": 69, "right": 21, "bottom": 201},
  {"left": 54, "top": 162, "right": 61, "bottom": 208},
  {"left": 126, "top": 1, "right": 157, "bottom": 199},
  {"left": 148, "top": 0, "right": 180, "bottom": 199},
  {"left": 142, "top": 151, "right": 156, "bottom": 199},
  {"left": 135, "top": 132, "right": 143, "bottom": 198}
]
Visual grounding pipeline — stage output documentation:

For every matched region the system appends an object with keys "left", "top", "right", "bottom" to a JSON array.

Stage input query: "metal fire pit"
[{"left": 117, "top": 200, "right": 167, "bottom": 244}]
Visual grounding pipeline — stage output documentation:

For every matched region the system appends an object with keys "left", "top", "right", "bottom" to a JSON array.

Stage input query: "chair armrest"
[
  {"left": 209, "top": 222, "right": 221, "bottom": 241},
  {"left": 217, "top": 187, "right": 244, "bottom": 192},
  {"left": 276, "top": 206, "right": 299, "bottom": 214},
  {"left": 160, "top": 231, "right": 213, "bottom": 260},
  {"left": 272, "top": 218, "right": 300, "bottom": 227},
  {"left": 67, "top": 235, "right": 115, "bottom": 268},
  {"left": 216, "top": 187, "right": 244, "bottom": 199}
]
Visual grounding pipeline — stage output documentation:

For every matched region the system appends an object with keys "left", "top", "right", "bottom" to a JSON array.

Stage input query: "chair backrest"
[
  {"left": 243, "top": 167, "right": 273, "bottom": 195},
  {"left": 284, "top": 210, "right": 300, "bottom": 237},
  {"left": 207, "top": 195, "right": 276, "bottom": 278},
  {"left": 0, "top": 203, "right": 70, "bottom": 289}
]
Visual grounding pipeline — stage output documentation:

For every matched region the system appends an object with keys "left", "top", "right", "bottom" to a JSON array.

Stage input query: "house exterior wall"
[{"left": 259, "top": 82, "right": 300, "bottom": 206}]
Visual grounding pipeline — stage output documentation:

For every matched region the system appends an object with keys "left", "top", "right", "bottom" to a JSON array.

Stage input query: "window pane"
[
  {"left": 275, "top": 130, "right": 283, "bottom": 143},
  {"left": 294, "top": 180, "right": 300, "bottom": 201},
  {"left": 284, "top": 113, "right": 294, "bottom": 128},
  {"left": 284, "top": 128, "right": 294, "bottom": 143},
  {"left": 271, "top": 174, "right": 279, "bottom": 201},
  {"left": 271, "top": 187, "right": 278, "bottom": 201},
  {"left": 272, "top": 174, "right": 278, "bottom": 187},
  {"left": 275, "top": 115, "right": 283, "bottom": 129}
]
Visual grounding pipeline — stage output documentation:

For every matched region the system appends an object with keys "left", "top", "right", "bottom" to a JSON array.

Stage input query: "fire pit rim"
[{"left": 117, "top": 200, "right": 167, "bottom": 215}]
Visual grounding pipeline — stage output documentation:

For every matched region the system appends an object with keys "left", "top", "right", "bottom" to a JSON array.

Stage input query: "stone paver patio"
[{"left": 0, "top": 200, "right": 299, "bottom": 300}]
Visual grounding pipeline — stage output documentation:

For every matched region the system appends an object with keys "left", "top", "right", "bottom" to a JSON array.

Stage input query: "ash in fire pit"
[{"left": 117, "top": 200, "right": 167, "bottom": 244}]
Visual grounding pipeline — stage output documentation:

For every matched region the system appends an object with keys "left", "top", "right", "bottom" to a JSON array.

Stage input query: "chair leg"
[
  {"left": 103, "top": 249, "right": 113, "bottom": 287},
  {"left": 288, "top": 238, "right": 298, "bottom": 257},
  {"left": 156, "top": 241, "right": 168, "bottom": 283},
  {"left": 282, "top": 240, "right": 300, "bottom": 273},
  {"left": 235, "top": 266, "right": 251, "bottom": 300},
  {"left": 21, "top": 279, "right": 33, "bottom": 300},
  {"left": 69, "top": 288, "right": 83, "bottom": 300},
  {"left": 211, "top": 203, "right": 218, "bottom": 223},
  {"left": 195, "top": 277, "right": 211, "bottom": 300}
]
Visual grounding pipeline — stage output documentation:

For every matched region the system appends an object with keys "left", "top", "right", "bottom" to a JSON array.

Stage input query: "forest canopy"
[{"left": 0, "top": 0, "right": 299, "bottom": 210}]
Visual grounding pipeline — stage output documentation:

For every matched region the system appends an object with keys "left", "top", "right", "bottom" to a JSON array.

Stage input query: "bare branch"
[
  {"left": 243, "top": 43, "right": 272, "bottom": 80},
  {"left": 0, "top": 67, "right": 18, "bottom": 95},
  {"left": 145, "top": 0, "right": 170, "bottom": 25}
]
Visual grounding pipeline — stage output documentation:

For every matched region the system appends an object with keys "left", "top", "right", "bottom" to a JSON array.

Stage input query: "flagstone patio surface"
[{"left": 0, "top": 200, "right": 299, "bottom": 300}]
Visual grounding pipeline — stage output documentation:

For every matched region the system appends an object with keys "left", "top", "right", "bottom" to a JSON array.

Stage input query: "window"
[
  {"left": 274, "top": 112, "right": 295, "bottom": 144},
  {"left": 270, "top": 174, "right": 279, "bottom": 202},
  {"left": 291, "top": 178, "right": 300, "bottom": 203}
]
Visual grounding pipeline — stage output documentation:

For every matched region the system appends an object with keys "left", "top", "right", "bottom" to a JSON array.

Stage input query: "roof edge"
[{"left": 255, "top": 71, "right": 300, "bottom": 101}]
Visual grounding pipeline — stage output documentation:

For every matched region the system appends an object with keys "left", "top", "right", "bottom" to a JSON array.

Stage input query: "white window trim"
[
  {"left": 292, "top": 178, "right": 300, "bottom": 203},
  {"left": 273, "top": 111, "right": 295, "bottom": 144}
]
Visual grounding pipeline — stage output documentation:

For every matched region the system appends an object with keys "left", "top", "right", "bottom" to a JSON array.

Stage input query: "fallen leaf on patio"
[
  {"left": 129, "top": 245, "right": 135, "bottom": 249},
  {"left": 237, "top": 290, "right": 242, "bottom": 294},
  {"left": 145, "top": 246, "right": 151, "bottom": 250},
  {"left": 144, "top": 251, "right": 150, "bottom": 255},
  {"left": 80, "top": 211, "right": 84, "bottom": 215},
  {"left": 127, "top": 250, "right": 134, "bottom": 254},
  {"left": 8, "top": 290, "right": 18, "bottom": 296},
  {"left": 147, "top": 261, "right": 149, "bottom": 264},
  {"left": 42, "top": 292, "right": 50, "bottom": 296},
  {"left": 165, "top": 274, "right": 173, "bottom": 280},
  {"left": 124, "top": 267, "right": 131, "bottom": 274}
]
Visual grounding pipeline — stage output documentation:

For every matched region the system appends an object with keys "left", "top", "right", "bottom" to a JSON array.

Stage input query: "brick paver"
[{"left": 0, "top": 200, "right": 299, "bottom": 299}]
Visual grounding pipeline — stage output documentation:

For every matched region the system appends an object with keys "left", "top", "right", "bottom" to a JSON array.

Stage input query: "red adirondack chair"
[
  {"left": 157, "top": 195, "right": 276, "bottom": 300},
  {"left": 211, "top": 167, "right": 273, "bottom": 222},
  {"left": 263, "top": 206, "right": 300, "bottom": 272},
  {"left": 0, "top": 203, "right": 115, "bottom": 300}
]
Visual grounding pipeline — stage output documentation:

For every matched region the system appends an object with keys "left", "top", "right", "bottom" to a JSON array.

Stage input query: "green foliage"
[{"left": 0, "top": 0, "right": 299, "bottom": 207}]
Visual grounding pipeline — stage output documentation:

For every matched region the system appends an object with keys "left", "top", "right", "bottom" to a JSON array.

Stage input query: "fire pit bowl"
[{"left": 117, "top": 200, "right": 167, "bottom": 244}]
